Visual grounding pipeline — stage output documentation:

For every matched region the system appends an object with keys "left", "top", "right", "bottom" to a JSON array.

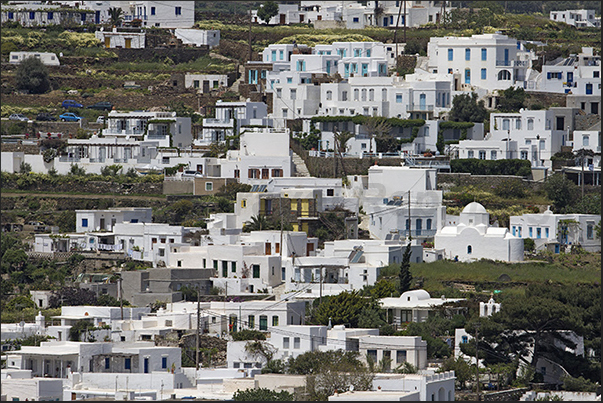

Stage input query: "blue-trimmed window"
[
  {"left": 279, "top": 50, "right": 283, "bottom": 60},
  {"left": 481, "top": 48, "right": 487, "bottom": 61},
  {"left": 465, "top": 48, "right": 471, "bottom": 61},
  {"left": 8, "top": 11, "right": 14, "bottom": 19},
  {"left": 47, "top": 12, "right": 53, "bottom": 20},
  {"left": 151, "top": 7, "right": 155, "bottom": 15},
  {"left": 366, "top": 49, "right": 371, "bottom": 57},
  {"left": 175, "top": 6, "right": 182, "bottom": 15},
  {"left": 30, "top": 11, "right": 36, "bottom": 19},
  {"left": 125, "top": 358, "right": 131, "bottom": 370},
  {"left": 481, "top": 68, "right": 487, "bottom": 80},
  {"left": 448, "top": 49, "right": 453, "bottom": 61},
  {"left": 82, "top": 218, "right": 88, "bottom": 227},
  {"left": 162, "top": 357, "right": 167, "bottom": 369},
  {"left": 81, "top": 13, "right": 86, "bottom": 21}
]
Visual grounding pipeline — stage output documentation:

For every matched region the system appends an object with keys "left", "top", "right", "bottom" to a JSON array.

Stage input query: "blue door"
[
  {"left": 420, "top": 94, "right": 426, "bottom": 110},
  {"left": 383, "top": 17, "right": 388, "bottom": 26},
  {"left": 95, "top": 10, "right": 100, "bottom": 24},
  {"left": 361, "top": 63, "right": 368, "bottom": 77},
  {"left": 554, "top": 244, "right": 560, "bottom": 254},
  {"left": 326, "top": 60, "right": 331, "bottom": 74},
  {"left": 144, "top": 358, "right": 149, "bottom": 373},
  {"left": 416, "top": 219, "right": 422, "bottom": 236},
  {"left": 504, "top": 49, "right": 509, "bottom": 65},
  {"left": 465, "top": 69, "right": 471, "bottom": 84}
]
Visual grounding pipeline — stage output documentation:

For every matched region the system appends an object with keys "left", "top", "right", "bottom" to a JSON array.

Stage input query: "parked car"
[
  {"left": 86, "top": 101, "right": 113, "bottom": 111},
  {"left": 59, "top": 112, "right": 82, "bottom": 122},
  {"left": 62, "top": 100, "right": 83, "bottom": 109},
  {"left": 9, "top": 113, "right": 29, "bottom": 121},
  {"left": 36, "top": 112, "right": 57, "bottom": 121}
]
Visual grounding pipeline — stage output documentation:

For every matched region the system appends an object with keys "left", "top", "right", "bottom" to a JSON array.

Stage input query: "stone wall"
[
  {"left": 1, "top": 179, "right": 163, "bottom": 195},
  {"left": 437, "top": 172, "right": 544, "bottom": 192},
  {"left": 482, "top": 388, "right": 529, "bottom": 401},
  {"left": 113, "top": 47, "right": 209, "bottom": 64}
]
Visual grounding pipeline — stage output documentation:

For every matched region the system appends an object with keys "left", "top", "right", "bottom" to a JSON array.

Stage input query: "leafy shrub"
[{"left": 451, "top": 159, "right": 532, "bottom": 176}]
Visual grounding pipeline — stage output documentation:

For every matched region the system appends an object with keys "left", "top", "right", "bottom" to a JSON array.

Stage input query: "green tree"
[
  {"left": 243, "top": 215, "right": 273, "bottom": 232},
  {"left": 232, "top": 388, "right": 293, "bottom": 401},
  {"left": 311, "top": 291, "right": 367, "bottom": 328},
  {"left": 496, "top": 87, "right": 527, "bottom": 113},
  {"left": 448, "top": 92, "right": 488, "bottom": 123},
  {"left": 439, "top": 356, "right": 474, "bottom": 389},
  {"left": 108, "top": 6, "right": 124, "bottom": 26},
  {"left": 544, "top": 173, "right": 579, "bottom": 213},
  {"left": 398, "top": 243, "right": 413, "bottom": 294},
  {"left": 49, "top": 287, "right": 97, "bottom": 308},
  {"left": 15, "top": 57, "right": 51, "bottom": 94},
  {"left": 257, "top": 1, "right": 279, "bottom": 24}
]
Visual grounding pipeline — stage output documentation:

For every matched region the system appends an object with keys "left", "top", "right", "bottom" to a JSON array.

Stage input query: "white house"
[
  {"left": 426, "top": 33, "right": 536, "bottom": 92},
  {"left": 457, "top": 107, "right": 580, "bottom": 169},
  {"left": 379, "top": 290, "right": 465, "bottom": 327},
  {"left": 1, "top": 4, "right": 95, "bottom": 27},
  {"left": 198, "top": 101, "right": 271, "bottom": 146},
  {"left": 95, "top": 27, "right": 145, "bottom": 48},
  {"left": 102, "top": 110, "right": 193, "bottom": 148},
  {"left": 174, "top": 28, "right": 220, "bottom": 48},
  {"left": 531, "top": 47, "right": 601, "bottom": 95},
  {"left": 365, "top": 1, "right": 453, "bottom": 28},
  {"left": 185, "top": 73, "right": 230, "bottom": 94},
  {"left": 509, "top": 207, "right": 601, "bottom": 253},
  {"left": 369, "top": 371, "right": 456, "bottom": 402},
  {"left": 435, "top": 202, "right": 524, "bottom": 262},
  {"left": 550, "top": 9, "right": 600, "bottom": 28},
  {"left": 118, "top": 1, "right": 195, "bottom": 28},
  {"left": 0, "top": 369, "right": 63, "bottom": 402},
  {"left": 8, "top": 51, "right": 60, "bottom": 66},
  {"left": 358, "top": 335, "right": 427, "bottom": 370},
  {"left": 75, "top": 208, "right": 152, "bottom": 233}
]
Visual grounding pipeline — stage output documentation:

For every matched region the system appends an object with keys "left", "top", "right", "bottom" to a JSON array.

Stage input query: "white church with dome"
[{"left": 434, "top": 202, "right": 524, "bottom": 262}]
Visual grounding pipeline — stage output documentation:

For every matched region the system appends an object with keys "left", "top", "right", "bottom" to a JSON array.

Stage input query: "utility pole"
[
  {"left": 403, "top": 0, "right": 407, "bottom": 45},
  {"left": 319, "top": 265, "right": 323, "bottom": 305},
  {"left": 407, "top": 190, "right": 412, "bottom": 241},
  {"left": 475, "top": 322, "right": 481, "bottom": 401},
  {"left": 119, "top": 274, "right": 124, "bottom": 320},
  {"left": 248, "top": 4, "right": 253, "bottom": 62},
  {"left": 394, "top": 0, "right": 403, "bottom": 72},
  {"left": 195, "top": 289, "right": 201, "bottom": 368}
]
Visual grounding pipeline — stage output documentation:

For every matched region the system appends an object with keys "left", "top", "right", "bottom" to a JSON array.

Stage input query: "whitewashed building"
[
  {"left": 457, "top": 107, "right": 580, "bottom": 169},
  {"left": 509, "top": 207, "right": 601, "bottom": 253},
  {"left": 426, "top": 33, "right": 537, "bottom": 92},
  {"left": 435, "top": 202, "right": 524, "bottom": 262},
  {"left": 198, "top": 101, "right": 271, "bottom": 146},
  {"left": 530, "top": 47, "right": 601, "bottom": 95},
  {"left": 174, "top": 28, "right": 220, "bottom": 47},
  {"left": 550, "top": 9, "right": 600, "bottom": 28},
  {"left": 379, "top": 290, "right": 464, "bottom": 326},
  {"left": 95, "top": 27, "right": 145, "bottom": 48}
]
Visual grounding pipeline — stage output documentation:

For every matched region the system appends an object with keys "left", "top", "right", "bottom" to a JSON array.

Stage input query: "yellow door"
[
  {"left": 104, "top": 37, "right": 111, "bottom": 48},
  {"left": 125, "top": 38, "right": 132, "bottom": 49},
  {"left": 301, "top": 199, "right": 309, "bottom": 217}
]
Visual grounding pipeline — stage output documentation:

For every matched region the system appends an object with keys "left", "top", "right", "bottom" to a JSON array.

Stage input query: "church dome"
[{"left": 462, "top": 202, "right": 488, "bottom": 214}]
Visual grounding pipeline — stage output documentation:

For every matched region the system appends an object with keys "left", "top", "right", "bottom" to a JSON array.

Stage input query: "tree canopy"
[
  {"left": 16, "top": 57, "right": 51, "bottom": 94},
  {"left": 448, "top": 92, "right": 488, "bottom": 123},
  {"left": 257, "top": 1, "right": 279, "bottom": 24}
]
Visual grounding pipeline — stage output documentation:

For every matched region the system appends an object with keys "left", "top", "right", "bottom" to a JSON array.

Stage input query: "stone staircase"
[{"left": 292, "top": 151, "right": 310, "bottom": 177}]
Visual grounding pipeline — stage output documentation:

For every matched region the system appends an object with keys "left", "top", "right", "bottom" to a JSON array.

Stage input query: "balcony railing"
[
  {"left": 392, "top": 229, "right": 437, "bottom": 238},
  {"left": 97, "top": 244, "right": 123, "bottom": 251},
  {"left": 59, "top": 157, "right": 81, "bottom": 162},
  {"left": 406, "top": 104, "right": 434, "bottom": 112}
]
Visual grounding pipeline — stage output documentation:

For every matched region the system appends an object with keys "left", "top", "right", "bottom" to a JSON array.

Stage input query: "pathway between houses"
[{"left": 291, "top": 151, "right": 311, "bottom": 177}]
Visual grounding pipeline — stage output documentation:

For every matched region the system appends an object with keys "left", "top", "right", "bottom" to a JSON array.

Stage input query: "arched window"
[
  {"left": 467, "top": 245, "right": 472, "bottom": 254},
  {"left": 498, "top": 70, "right": 511, "bottom": 80},
  {"left": 326, "top": 90, "right": 332, "bottom": 101}
]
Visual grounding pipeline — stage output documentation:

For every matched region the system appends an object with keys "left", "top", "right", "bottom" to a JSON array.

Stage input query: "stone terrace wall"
[
  {"left": 482, "top": 388, "right": 529, "bottom": 401},
  {"left": 1, "top": 179, "right": 163, "bottom": 195}
]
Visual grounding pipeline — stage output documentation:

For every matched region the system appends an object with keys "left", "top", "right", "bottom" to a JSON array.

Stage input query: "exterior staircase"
[{"left": 292, "top": 151, "right": 310, "bottom": 177}]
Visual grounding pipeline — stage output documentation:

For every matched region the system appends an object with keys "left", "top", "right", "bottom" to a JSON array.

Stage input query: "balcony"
[
  {"left": 393, "top": 229, "right": 437, "bottom": 238},
  {"left": 97, "top": 244, "right": 123, "bottom": 252},
  {"left": 59, "top": 156, "right": 81, "bottom": 162},
  {"left": 406, "top": 104, "right": 434, "bottom": 112}
]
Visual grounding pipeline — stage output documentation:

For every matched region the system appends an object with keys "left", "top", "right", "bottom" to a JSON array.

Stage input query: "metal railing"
[{"left": 406, "top": 104, "right": 434, "bottom": 112}]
